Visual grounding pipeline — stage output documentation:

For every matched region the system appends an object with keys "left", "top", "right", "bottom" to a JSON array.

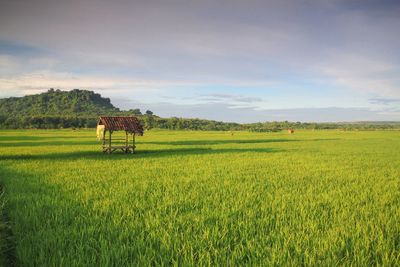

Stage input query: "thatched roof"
[{"left": 98, "top": 116, "right": 144, "bottom": 135}]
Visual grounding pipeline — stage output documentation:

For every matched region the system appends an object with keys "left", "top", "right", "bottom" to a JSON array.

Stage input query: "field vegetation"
[{"left": 0, "top": 129, "right": 399, "bottom": 266}]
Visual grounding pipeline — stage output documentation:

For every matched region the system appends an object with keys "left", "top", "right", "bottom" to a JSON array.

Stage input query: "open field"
[{"left": 0, "top": 129, "right": 399, "bottom": 266}]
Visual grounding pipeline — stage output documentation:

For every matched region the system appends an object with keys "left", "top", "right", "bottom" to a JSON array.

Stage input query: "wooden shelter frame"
[{"left": 97, "top": 116, "right": 143, "bottom": 154}]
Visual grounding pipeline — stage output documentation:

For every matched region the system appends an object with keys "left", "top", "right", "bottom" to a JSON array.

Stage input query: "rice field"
[{"left": 0, "top": 129, "right": 399, "bottom": 266}]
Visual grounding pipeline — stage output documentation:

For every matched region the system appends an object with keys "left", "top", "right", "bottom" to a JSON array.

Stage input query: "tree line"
[
  {"left": 1, "top": 114, "right": 399, "bottom": 131},
  {"left": 1, "top": 89, "right": 399, "bottom": 131}
]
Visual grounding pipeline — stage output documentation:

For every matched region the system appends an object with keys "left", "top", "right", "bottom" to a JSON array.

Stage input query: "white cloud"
[
  {"left": 369, "top": 98, "right": 400, "bottom": 105},
  {"left": 0, "top": 71, "right": 197, "bottom": 98},
  {"left": 318, "top": 54, "right": 400, "bottom": 98}
]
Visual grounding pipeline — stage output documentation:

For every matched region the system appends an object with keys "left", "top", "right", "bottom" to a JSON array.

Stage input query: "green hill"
[
  {"left": 0, "top": 89, "right": 145, "bottom": 128},
  {"left": 0, "top": 88, "right": 120, "bottom": 116}
]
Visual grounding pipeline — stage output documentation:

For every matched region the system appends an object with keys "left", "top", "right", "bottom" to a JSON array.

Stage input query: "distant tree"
[
  {"left": 143, "top": 114, "right": 155, "bottom": 130},
  {"left": 167, "top": 117, "right": 179, "bottom": 129},
  {"left": 129, "top": 109, "right": 142, "bottom": 115}
]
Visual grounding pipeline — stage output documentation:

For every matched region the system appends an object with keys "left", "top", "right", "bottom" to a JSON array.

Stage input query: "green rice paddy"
[{"left": 0, "top": 129, "right": 399, "bottom": 266}]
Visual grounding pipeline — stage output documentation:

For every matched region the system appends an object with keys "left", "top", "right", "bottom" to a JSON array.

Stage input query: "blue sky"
[{"left": 0, "top": 0, "right": 399, "bottom": 122}]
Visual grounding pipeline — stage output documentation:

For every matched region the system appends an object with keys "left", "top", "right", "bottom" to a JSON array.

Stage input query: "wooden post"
[
  {"left": 102, "top": 129, "right": 106, "bottom": 153},
  {"left": 125, "top": 131, "right": 128, "bottom": 153},
  {"left": 109, "top": 130, "right": 112, "bottom": 154},
  {"left": 132, "top": 133, "right": 136, "bottom": 153}
]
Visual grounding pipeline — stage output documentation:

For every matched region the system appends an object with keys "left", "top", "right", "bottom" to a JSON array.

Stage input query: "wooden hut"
[{"left": 97, "top": 116, "right": 144, "bottom": 154}]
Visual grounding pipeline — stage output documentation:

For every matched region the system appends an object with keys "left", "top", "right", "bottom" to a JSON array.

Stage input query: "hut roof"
[{"left": 98, "top": 116, "right": 144, "bottom": 135}]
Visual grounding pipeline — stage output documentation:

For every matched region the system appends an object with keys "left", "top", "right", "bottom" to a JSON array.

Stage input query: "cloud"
[
  {"left": 369, "top": 98, "right": 400, "bottom": 105},
  {"left": 319, "top": 54, "right": 400, "bottom": 98},
  {"left": 0, "top": 71, "right": 196, "bottom": 98},
  {"left": 199, "top": 94, "right": 263, "bottom": 103}
]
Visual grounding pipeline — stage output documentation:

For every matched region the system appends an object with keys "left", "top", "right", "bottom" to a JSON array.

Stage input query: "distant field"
[{"left": 0, "top": 129, "right": 399, "bottom": 266}]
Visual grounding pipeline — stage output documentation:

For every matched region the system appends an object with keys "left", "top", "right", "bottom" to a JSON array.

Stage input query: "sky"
[{"left": 0, "top": 0, "right": 399, "bottom": 122}]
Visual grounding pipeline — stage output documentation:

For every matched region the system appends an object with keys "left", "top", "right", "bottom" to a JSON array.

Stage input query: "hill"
[
  {"left": 0, "top": 88, "right": 121, "bottom": 116},
  {"left": 0, "top": 89, "right": 146, "bottom": 128}
]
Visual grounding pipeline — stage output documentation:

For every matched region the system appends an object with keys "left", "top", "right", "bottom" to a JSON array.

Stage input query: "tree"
[
  {"left": 129, "top": 109, "right": 142, "bottom": 115},
  {"left": 145, "top": 110, "right": 153, "bottom": 115},
  {"left": 143, "top": 114, "right": 155, "bottom": 130}
]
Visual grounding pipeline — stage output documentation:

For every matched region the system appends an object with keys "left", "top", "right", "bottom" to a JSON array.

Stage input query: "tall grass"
[
  {"left": 0, "top": 184, "right": 16, "bottom": 267},
  {"left": 0, "top": 129, "right": 399, "bottom": 266},
  {"left": 0, "top": 187, "right": 6, "bottom": 267}
]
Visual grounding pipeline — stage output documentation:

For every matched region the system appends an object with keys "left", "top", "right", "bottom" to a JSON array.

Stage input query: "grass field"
[{"left": 0, "top": 129, "right": 399, "bottom": 266}]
